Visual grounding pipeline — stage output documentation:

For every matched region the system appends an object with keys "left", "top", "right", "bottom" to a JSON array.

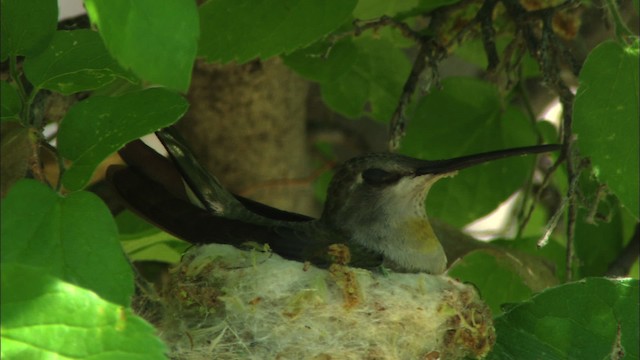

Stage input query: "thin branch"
[
  {"left": 388, "top": 41, "right": 432, "bottom": 151},
  {"left": 536, "top": 191, "right": 567, "bottom": 248},
  {"left": 517, "top": 155, "right": 562, "bottom": 236},
  {"left": 603, "top": 0, "right": 635, "bottom": 42},
  {"left": 513, "top": 78, "right": 546, "bottom": 227},
  {"left": 330, "top": 15, "right": 422, "bottom": 44},
  {"left": 27, "top": 132, "right": 49, "bottom": 186},
  {"left": 524, "top": 0, "right": 579, "bottom": 20},
  {"left": 606, "top": 224, "right": 640, "bottom": 277},
  {"left": 496, "top": 35, "right": 527, "bottom": 89},
  {"left": 500, "top": 0, "right": 582, "bottom": 281},
  {"left": 477, "top": 0, "right": 500, "bottom": 73},
  {"left": 558, "top": 84, "right": 578, "bottom": 282},
  {"left": 584, "top": 184, "right": 609, "bottom": 224}
]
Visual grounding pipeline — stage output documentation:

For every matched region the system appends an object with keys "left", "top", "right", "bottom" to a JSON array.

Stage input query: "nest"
[{"left": 135, "top": 244, "right": 495, "bottom": 359}]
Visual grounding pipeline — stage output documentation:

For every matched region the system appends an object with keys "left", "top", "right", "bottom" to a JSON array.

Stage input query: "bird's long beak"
[{"left": 414, "top": 144, "right": 561, "bottom": 176}]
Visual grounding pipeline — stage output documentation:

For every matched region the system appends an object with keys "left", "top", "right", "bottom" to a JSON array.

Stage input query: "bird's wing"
[
  {"left": 106, "top": 164, "right": 318, "bottom": 261},
  {"left": 156, "top": 127, "right": 314, "bottom": 223}
]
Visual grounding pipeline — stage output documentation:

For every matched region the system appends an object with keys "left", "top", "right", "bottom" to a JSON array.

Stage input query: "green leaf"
[
  {"left": 0, "top": 81, "right": 22, "bottom": 121},
  {"left": 57, "top": 88, "right": 189, "bottom": 191},
  {"left": 630, "top": 259, "right": 639, "bottom": 279},
  {"left": 1, "top": 264, "right": 166, "bottom": 359},
  {"left": 488, "top": 278, "right": 639, "bottom": 360},
  {"left": 573, "top": 40, "right": 640, "bottom": 220},
  {"left": 448, "top": 247, "right": 559, "bottom": 315},
  {"left": 448, "top": 249, "right": 533, "bottom": 315},
  {"left": 536, "top": 120, "right": 559, "bottom": 144},
  {"left": 122, "top": 231, "right": 186, "bottom": 264},
  {"left": 285, "top": 37, "right": 411, "bottom": 121},
  {"left": 23, "top": 30, "right": 136, "bottom": 95},
  {"left": 401, "top": 77, "right": 539, "bottom": 226},
  {"left": 0, "top": 0, "right": 57, "bottom": 59},
  {"left": 284, "top": 40, "right": 359, "bottom": 82},
  {"left": 0, "top": 179, "right": 133, "bottom": 306},
  {"left": 574, "top": 192, "right": 624, "bottom": 277},
  {"left": 198, "top": 0, "right": 356, "bottom": 63},
  {"left": 116, "top": 211, "right": 187, "bottom": 263},
  {"left": 84, "top": 0, "right": 199, "bottom": 92},
  {"left": 494, "top": 236, "right": 566, "bottom": 282}
]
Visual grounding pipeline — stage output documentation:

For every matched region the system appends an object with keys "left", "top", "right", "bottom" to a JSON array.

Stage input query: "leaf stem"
[{"left": 604, "top": 0, "right": 635, "bottom": 43}]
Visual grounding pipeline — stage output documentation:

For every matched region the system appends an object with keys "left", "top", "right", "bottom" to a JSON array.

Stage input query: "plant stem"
[{"left": 605, "top": 0, "right": 634, "bottom": 42}]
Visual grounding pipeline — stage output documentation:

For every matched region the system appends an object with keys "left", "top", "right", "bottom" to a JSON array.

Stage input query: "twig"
[
  {"left": 517, "top": 155, "right": 562, "bottom": 236},
  {"left": 604, "top": 0, "right": 634, "bottom": 42},
  {"left": 524, "top": 0, "right": 579, "bottom": 20},
  {"left": 477, "top": 0, "right": 500, "bottom": 73},
  {"left": 499, "top": 0, "right": 582, "bottom": 281},
  {"left": 536, "top": 191, "right": 567, "bottom": 248},
  {"left": 606, "top": 224, "right": 640, "bottom": 277},
  {"left": 330, "top": 15, "right": 422, "bottom": 44},
  {"left": 584, "top": 184, "right": 609, "bottom": 224},
  {"left": 537, "top": 163, "right": 581, "bottom": 249},
  {"left": 27, "top": 132, "right": 49, "bottom": 185},
  {"left": 388, "top": 41, "right": 431, "bottom": 151},
  {"left": 558, "top": 85, "right": 578, "bottom": 282},
  {"left": 496, "top": 35, "right": 527, "bottom": 90}
]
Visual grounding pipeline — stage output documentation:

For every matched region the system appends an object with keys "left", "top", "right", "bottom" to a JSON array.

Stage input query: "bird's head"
[
  {"left": 321, "top": 153, "right": 450, "bottom": 232},
  {"left": 319, "top": 145, "right": 560, "bottom": 259},
  {"left": 320, "top": 145, "right": 559, "bottom": 273}
]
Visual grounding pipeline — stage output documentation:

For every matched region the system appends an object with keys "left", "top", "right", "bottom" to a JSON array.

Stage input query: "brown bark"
[{"left": 176, "top": 58, "right": 316, "bottom": 215}]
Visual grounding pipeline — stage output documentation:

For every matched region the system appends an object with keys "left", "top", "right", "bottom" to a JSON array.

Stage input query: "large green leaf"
[
  {"left": 0, "top": 81, "right": 22, "bottom": 122},
  {"left": 23, "top": 30, "right": 135, "bottom": 95},
  {"left": 198, "top": 0, "right": 356, "bottom": 63},
  {"left": 573, "top": 40, "right": 640, "bottom": 220},
  {"left": 57, "top": 88, "right": 188, "bottom": 191},
  {"left": 0, "top": 179, "right": 133, "bottom": 306},
  {"left": 1, "top": 264, "right": 166, "bottom": 359},
  {"left": 401, "top": 77, "right": 540, "bottom": 226},
  {"left": 0, "top": 0, "right": 57, "bottom": 59},
  {"left": 285, "top": 37, "right": 411, "bottom": 121},
  {"left": 84, "top": 0, "right": 199, "bottom": 92},
  {"left": 488, "top": 278, "right": 639, "bottom": 360}
]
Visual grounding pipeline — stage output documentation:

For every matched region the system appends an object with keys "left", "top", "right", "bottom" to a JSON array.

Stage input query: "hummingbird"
[{"left": 107, "top": 127, "right": 560, "bottom": 274}]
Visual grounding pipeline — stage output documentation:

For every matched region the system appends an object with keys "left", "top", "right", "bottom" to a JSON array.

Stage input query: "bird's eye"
[{"left": 361, "top": 168, "right": 401, "bottom": 186}]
